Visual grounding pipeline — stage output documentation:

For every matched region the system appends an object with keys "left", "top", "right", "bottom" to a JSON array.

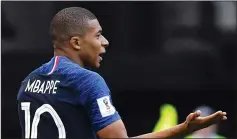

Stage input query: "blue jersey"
[{"left": 17, "top": 56, "right": 121, "bottom": 139}]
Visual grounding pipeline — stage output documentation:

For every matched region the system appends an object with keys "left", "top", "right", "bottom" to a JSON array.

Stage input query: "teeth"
[{"left": 99, "top": 56, "right": 103, "bottom": 61}]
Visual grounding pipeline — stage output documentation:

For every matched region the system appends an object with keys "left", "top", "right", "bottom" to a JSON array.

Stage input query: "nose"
[{"left": 101, "top": 35, "right": 109, "bottom": 48}]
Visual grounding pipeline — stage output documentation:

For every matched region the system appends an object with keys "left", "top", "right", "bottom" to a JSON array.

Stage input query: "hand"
[{"left": 184, "top": 110, "right": 227, "bottom": 133}]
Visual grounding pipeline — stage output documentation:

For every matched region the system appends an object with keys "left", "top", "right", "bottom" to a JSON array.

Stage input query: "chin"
[
  {"left": 88, "top": 62, "right": 101, "bottom": 68},
  {"left": 95, "top": 63, "right": 101, "bottom": 68}
]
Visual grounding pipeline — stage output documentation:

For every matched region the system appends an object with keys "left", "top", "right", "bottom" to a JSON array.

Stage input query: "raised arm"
[{"left": 97, "top": 110, "right": 227, "bottom": 138}]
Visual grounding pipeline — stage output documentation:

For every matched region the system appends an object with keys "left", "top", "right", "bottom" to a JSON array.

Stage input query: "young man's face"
[{"left": 78, "top": 19, "right": 109, "bottom": 68}]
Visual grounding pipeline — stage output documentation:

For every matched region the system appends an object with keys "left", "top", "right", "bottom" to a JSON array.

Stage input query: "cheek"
[
  {"left": 89, "top": 40, "right": 101, "bottom": 54},
  {"left": 86, "top": 40, "right": 101, "bottom": 58},
  {"left": 92, "top": 40, "right": 102, "bottom": 50}
]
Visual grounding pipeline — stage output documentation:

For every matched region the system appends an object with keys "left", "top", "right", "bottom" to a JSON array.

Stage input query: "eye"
[{"left": 96, "top": 34, "right": 102, "bottom": 39}]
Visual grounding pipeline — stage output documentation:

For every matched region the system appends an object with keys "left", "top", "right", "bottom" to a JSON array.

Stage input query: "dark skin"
[
  {"left": 54, "top": 19, "right": 108, "bottom": 68},
  {"left": 54, "top": 19, "right": 227, "bottom": 138}
]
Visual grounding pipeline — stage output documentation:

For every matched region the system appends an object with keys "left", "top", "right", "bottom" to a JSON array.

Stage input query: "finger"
[
  {"left": 194, "top": 110, "right": 201, "bottom": 117},
  {"left": 214, "top": 111, "right": 223, "bottom": 116},
  {"left": 222, "top": 116, "right": 227, "bottom": 120},
  {"left": 187, "top": 112, "right": 195, "bottom": 121},
  {"left": 216, "top": 111, "right": 227, "bottom": 117},
  {"left": 188, "top": 111, "right": 201, "bottom": 121},
  {"left": 204, "top": 111, "right": 224, "bottom": 122}
]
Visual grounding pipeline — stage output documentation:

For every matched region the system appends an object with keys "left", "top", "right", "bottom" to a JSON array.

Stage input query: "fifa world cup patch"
[{"left": 97, "top": 96, "right": 115, "bottom": 117}]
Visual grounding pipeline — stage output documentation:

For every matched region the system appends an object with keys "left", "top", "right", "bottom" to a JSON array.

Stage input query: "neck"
[{"left": 54, "top": 47, "right": 84, "bottom": 67}]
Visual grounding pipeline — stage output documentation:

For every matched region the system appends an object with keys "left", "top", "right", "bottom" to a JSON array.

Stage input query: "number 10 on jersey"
[{"left": 21, "top": 102, "right": 66, "bottom": 138}]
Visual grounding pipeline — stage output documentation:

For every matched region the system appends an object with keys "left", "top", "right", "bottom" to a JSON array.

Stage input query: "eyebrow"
[{"left": 97, "top": 30, "right": 102, "bottom": 34}]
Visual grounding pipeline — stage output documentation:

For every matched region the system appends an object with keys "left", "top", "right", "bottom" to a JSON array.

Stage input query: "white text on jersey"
[{"left": 25, "top": 79, "right": 60, "bottom": 94}]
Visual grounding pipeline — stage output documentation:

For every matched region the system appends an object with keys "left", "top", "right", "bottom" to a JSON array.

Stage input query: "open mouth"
[{"left": 98, "top": 52, "right": 105, "bottom": 61}]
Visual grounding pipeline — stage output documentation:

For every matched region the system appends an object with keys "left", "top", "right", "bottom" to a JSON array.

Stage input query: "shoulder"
[
  {"left": 55, "top": 58, "right": 106, "bottom": 89},
  {"left": 73, "top": 68, "right": 106, "bottom": 90},
  {"left": 55, "top": 58, "right": 102, "bottom": 80},
  {"left": 72, "top": 69, "right": 109, "bottom": 105},
  {"left": 21, "top": 66, "right": 42, "bottom": 83}
]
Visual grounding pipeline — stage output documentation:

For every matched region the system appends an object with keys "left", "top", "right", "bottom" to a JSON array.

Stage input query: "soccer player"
[{"left": 17, "top": 7, "right": 227, "bottom": 139}]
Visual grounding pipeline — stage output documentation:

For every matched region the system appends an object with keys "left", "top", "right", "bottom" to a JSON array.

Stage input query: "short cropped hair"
[{"left": 50, "top": 7, "right": 96, "bottom": 42}]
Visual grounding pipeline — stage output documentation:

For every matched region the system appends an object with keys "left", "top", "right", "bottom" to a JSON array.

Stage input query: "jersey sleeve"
[{"left": 77, "top": 72, "right": 121, "bottom": 132}]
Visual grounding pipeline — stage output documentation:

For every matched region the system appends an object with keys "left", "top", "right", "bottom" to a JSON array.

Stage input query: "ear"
[{"left": 69, "top": 36, "right": 82, "bottom": 50}]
